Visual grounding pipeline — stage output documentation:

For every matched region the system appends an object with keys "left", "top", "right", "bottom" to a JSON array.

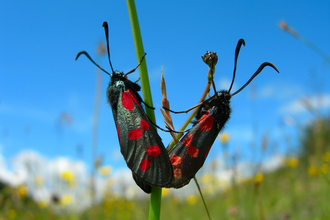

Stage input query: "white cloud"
[
  {"left": 259, "top": 85, "right": 274, "bottom": 98},
  {"left": 0, "top": 103, "right": 55, "bottom": 124},
  {"left": 148, "top": 65, "right": 163, "bottom": 81},
  {"left": 280, "top": 94, "right": 330, "bottom": 114},
  {"left": 0, "top": 149, "right": 150, "bottom": 210},
  {"left": 110, "top": 149, "right": 122, "bottom": 161},
  {"left": 0, "top": 151, "right": 93, "bottom": 210},
  {"left": 227, "top": 125, "right": 253, "bottom": 143},
  {"left": 217, "top": 78, "right": 233, "bottom": 91},
  {"left": 196, "top": 154, "right": 284, "bottom": 189},
  {"left": 111, "top": 169, "right": 148, "bottom": 199},
  {"left": 0, "top": 152, "right": 26, "bottom": 186},
  {"left": 280, "top": 84, "right": 304, "bottom": 98},
  {"left": 260, "top": 155, "right": 285, "bottom": 172},
  {"left": 255, "top": 83, "right": 303, "bottom": 100},
  {"left": 0, "top": 149, "right": 287, "bottom": 210}
]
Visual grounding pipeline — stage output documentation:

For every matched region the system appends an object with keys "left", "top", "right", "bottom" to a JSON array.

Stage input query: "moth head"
[
  {"left": 111, "top": 71, "right": 125, "bottom": 79},
  {"left": 115, "top": 80, "right": 125, "bottom": 88},
  {"left": 216, "top": 90, "right": 231, "bottom": 101}
]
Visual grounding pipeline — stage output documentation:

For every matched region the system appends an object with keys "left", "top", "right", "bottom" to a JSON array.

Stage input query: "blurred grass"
[{"left": 1, "top": 154, "right": 330, "bottom": 219}]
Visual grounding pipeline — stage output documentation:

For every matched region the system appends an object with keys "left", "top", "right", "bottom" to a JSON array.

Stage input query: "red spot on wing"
[
  {"left": 128, "top": 89, "right": 141, "bottom": 108},
  {"left": 199, "top": 110, "right": 210, "bottom": 122},
  {"left": 140, "top": 119, "right": 150, "bottom": 131},
  {"left": 122, "top": 91, "right": 134, "bottom": 110},
  {"left": 128, "top": 129, "right": 142, "bottom": 139},
  {"left": 140, "top": 159, "right": 152, "bottom": 171},
  {"left": 182, "top": 133, "right": 193, "bottom": 147},
  {"left": 116, "top": 123, "right": 121, "bottom": 143},
  {"left": 199, "top": 114, "right": 214, "bottom": 132},
  {"left": 146, "top": 145, "right": 161, "bottom": 157},
  {"left": 170, "top": 154, "right": 182, "bottom": 165},
  {"left": 187, "top": 145, "right": 199, "bottom": 158},
  {"left": 205, "top": 145, "right": 212, "bottom": 158},
  {"left": 173, "top": 168, "right": 182, "bottom": 179}
]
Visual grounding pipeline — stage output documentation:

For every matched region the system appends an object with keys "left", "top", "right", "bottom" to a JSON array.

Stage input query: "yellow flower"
[
  {"left": 254, "top": 172, "right": 264, "bottom": 184},
  {"left": 38, "top": 200, "right": 49, "bottom": 209},
  {"left": 117, "top": 200, "right": 125, "bottom": 211},
  {"left": 98, "top": 165, "right": 112, "bottom": 176},
  {"left": 204, "top": 185, "right": 216, "bottom": 195},
  {"left": 7, "top": 209, "right": 17, "bottom": 219},
  {"left": 17, "top": 185, "right": 28, "bottom": 198},
  {"left": 61, "top": 170, "right": 75, "bottom": 183},
  {"left": 200, "top": 174, "right": 213, "bottom": 184},
  {"left": 162, "top": 188, "right": 170, "bottom": 197},
  {"left": 61, "top": 194, "right": 73, "bottom": 206},
  {"left": 286, "top": 157, "right": 299, "bottom": 168},
  {"left": 34, "top": 175, "right": 43, "bottom": 186},
  {"left": 219, "top": 132, "right": 230, "bottom": 144},
  {"left": 321, "top": 163, "right": 329, "bottom": 174},
  {"left": 186, "top": 194, "right": 197, "bottom": 205},
  {"left": 308, "top": 165, "right": 319, "bottom": 177},
  {"left": 104, "top": 200, "right": 114, "bottom": 210},
  {"left": 322, "top": 152, "right": 330, "bottom": 162}
]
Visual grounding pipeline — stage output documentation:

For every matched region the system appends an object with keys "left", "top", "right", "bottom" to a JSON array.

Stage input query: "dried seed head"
[
  {"left": 202, "top": 51, "right": 218, "bottom": 67},
  {"left": 97, "top": 41, "right": 106, "bottom": 55},
  {"left": 160, "top": 66, "right": 167, "bottom": 99},
  {"left": 279, "top": 20, "right": 289, "bottom": 31}
]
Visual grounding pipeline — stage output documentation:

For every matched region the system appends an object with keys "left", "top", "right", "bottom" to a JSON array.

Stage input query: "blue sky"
[{"left": 1, "top": 1, "right": 330, "bottom": 176}]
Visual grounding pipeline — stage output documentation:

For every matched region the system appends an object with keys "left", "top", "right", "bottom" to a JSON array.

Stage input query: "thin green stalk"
[
  {"left": 193, "top": 177, "right": 212, "bottom": 220},
  {"left": 126, "top": 1, "right": 161, "bottom": 220}
]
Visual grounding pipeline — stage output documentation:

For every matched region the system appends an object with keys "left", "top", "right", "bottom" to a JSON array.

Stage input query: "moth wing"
[
  {"left": 115, "top": 89, "right": 172, "bottom": 187},
  {"left": 132, "top": 173, "right": 151, "bottom": 193},
  {"left": 167, "top": 110, "right": 220, "bottom": 188}
]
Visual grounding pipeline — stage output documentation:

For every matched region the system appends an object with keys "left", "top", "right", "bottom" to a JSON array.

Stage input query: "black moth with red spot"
[
  {"left": 107, "top": 70, "right": 173, "bottom": 189},
  {"left": 75, "top": 21, "right": 173, "bottom": 191},
  {"left": 166, "top": 91, "right": 231, "bottom": 188},
  {"left": 134, "top": 39, "right": 279, "bottom": 192}
]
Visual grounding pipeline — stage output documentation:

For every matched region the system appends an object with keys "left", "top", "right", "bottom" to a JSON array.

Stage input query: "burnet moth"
[
  {"left": 167, "top": 39, "right": 279, "bottom": 188},
  {"left": 134, "top": 39, "right": 279, "bottom": 191},
  {"left": 75, "top": 22, "right": 173, "bottom": 189}
]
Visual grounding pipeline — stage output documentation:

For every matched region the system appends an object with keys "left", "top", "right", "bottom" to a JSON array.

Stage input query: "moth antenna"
[
  {"left": 124, "top": 53, "right": 147, "bottom": 76},
  {"left": 134, "top": 78, "right": 141, "bottom": 83},
  {"left": 102, "top": 21, "right": 114, "bottom": 73},
  {"left": 231, "top": 62, "right": 279, "bottom": 97},
  {"left": 228, "top": 39, "right": 245, "bottom": 93},
  {"left": 163, "top": 100, "right": 207, "bottom": 114},
  {"left": 75, "top": 51, "right": 111, "bottom": 76}
]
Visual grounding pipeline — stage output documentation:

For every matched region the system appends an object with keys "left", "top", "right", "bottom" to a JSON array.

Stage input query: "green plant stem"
[
  {"left": 126, "top": 1, "right": 161, "bottom": 220},
  {"left": 193, "top": 177, "right": 211, "bottom": 220}
]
